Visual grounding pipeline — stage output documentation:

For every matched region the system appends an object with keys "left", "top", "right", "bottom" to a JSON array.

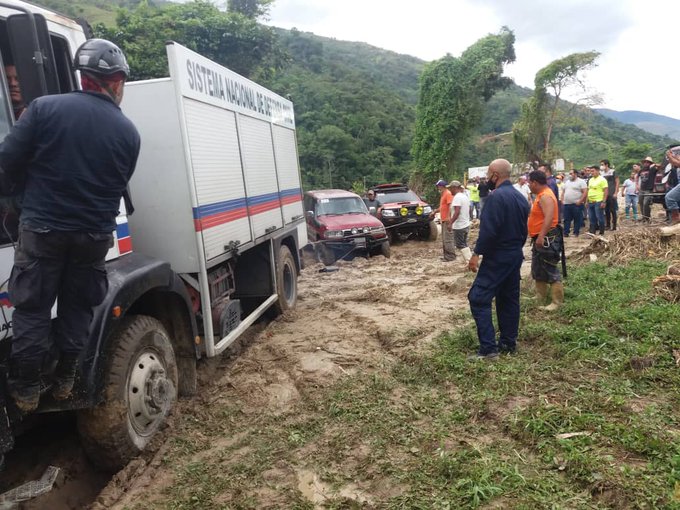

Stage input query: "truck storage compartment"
[{"left": 122, "top": 42, "right": 303, "bottom": 273}]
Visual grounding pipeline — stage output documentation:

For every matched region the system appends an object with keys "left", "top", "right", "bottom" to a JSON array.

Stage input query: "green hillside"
[{"left": 30, "top": 0, "right": 678, "bottom": 189}]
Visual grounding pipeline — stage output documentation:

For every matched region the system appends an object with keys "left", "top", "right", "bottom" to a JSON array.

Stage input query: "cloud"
[
  {"left": 476, "top": 0, "right": 634, "bottom": 55},
  {"left": 268, "top": 0, "right": 331, "bottom": 27}
]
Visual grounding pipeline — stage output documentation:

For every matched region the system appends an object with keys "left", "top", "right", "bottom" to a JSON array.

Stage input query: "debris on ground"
[
  {"left": 652, "top": 260, "right": 680, "bottom": 303},
  {"left": 577, "top": 229, "right": 680, "bottom": 262},
  {"left": 0, "top": 466, "right": 60, "bottom": 509}
]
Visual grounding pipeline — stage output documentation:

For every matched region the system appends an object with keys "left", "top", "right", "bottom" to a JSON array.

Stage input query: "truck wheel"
[
  {"left": 77, "top": 315, "right": 178, "bottom": 472},
  {"left": 428, "top": 221, "right": 438, "bottom": 241},
  {"left": 380, "top": 242, "right": 391, "bottom": 259},
  {"left": 273, "top": 244, "right": 298, "bottom": 314}
]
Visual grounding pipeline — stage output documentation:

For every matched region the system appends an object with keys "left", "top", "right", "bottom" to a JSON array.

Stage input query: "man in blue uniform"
[
  {"left": 467, "top": 159, "right": 530, "bottom": 358},
  {"left": 0, "top": 39, "right": 140, "bottom": 412}
]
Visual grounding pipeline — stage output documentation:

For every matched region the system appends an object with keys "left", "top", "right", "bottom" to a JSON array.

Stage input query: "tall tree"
[
  {"left": 513, "top": 51, "right": 600, "bottom": 162},
  {"left": 227, "top": 0, "right": 274, "bottom": 20},
  {"left": 411, "top": 27, "right": 515, "bottom": 187}
]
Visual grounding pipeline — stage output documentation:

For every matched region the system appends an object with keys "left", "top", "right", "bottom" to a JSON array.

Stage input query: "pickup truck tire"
[
  {"left": 78, "top": 315, "right": 178, "bottom": 472},
  {"left": 428, "top": 221, "right": 438, "bottom": 241},
  {"left": 380, "top": 242, "right": 391, "bottom": 259},
  {"left": 273, "top": 245, "right": 298, "bottom": 313}
]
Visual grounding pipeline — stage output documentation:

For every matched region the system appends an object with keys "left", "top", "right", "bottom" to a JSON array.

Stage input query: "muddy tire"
[
  {"left": 273, "top": 245, "right": 298, "bottom": 314},
  {"left": 428, "top": 221, "right": 438, "bottom": 241},
  {"left": 380, "top": 242, "right": 391, "bottom": 259},
  {"left": 78, "top": 315, "right": 178, "bottom": 472}
]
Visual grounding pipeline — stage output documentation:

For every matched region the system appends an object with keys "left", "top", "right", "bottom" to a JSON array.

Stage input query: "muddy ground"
[{"left": 2, "top": 220, "right": 616, "bottom": 508}]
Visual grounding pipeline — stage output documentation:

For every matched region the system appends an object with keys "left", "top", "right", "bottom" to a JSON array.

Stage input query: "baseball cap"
[
  {"left": 448, "top": 180, "right": 462, "bottom": 188},
  {"left": 642, "top": 156, "right": 654, "bottom": 163},
  {"left": 435, "top": 179, "right": 448, "bottom": 187}
]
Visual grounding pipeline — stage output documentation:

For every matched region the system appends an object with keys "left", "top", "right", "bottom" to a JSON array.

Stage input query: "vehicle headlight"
[
  {"left": 415, "top": 206, "right": 424, "bottom": 215},
  {"left": 370, "top": 226, "right": 386, "bottom": 233},
  {"left": 325, "top": 230, "right": 343, "bottom": 239},
  {"left": 363, "top": 226, "right": 370, "bottom": 233},
  {"left": 423, "top": 206, "right": 432, "bottom": 215},
  {"left": 399, "top": 207, "right": 408, "bottom": 217},
  {"left": 382, "top": 209, "right": 396, "bottom": 217}
]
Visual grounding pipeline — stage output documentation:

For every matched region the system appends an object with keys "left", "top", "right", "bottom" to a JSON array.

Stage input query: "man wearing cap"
[
  {"left": 0, "top": 39, "right": 140, "bottom": 412},
  {"left": 467, "top": 159, "right": 530, "bottom": 359},
  {"left": 363, "top": 189, "right": 380, "bottom": 216},
  {"left": 431, "top": 180, "right": 455, "bottom": 260},
  {"left": 447, "top": 181, "right": 472, "bottom": 262},
  {"left": 638, "top": 157, "right": 658, "bottom": 222}
]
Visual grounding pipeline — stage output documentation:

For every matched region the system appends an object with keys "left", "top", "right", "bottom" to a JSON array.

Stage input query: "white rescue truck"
[{"left": 0, "top": 1, "right": 307, "bottom": 470}]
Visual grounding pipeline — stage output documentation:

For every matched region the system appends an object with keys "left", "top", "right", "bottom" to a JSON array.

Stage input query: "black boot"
[
  {"left": 7, "top": 361, "right": 42, "bottom": 413},
  {"left": 51, "top": 354, "right": 79, "bottom": 401}
]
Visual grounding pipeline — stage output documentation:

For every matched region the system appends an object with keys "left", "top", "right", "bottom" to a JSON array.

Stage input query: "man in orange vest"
[{"left": 527, "top": 170, "right": 564, "bottom": 310}]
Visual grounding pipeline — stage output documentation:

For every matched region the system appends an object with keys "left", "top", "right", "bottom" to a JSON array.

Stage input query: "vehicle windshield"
[
  {"left": 375, "top": 190, "right": 421, "bottom": 203},
  {"left": 316, "top": 197, "right": 368, "bottom": 216}
]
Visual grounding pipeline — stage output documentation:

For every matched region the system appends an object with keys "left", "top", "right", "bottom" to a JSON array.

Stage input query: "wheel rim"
[
  {"left": 282, "top": 261, "right": 295, "bottom": 304},
  {"left": 127, "top": 347, "right": 172, "bottom": 436}
]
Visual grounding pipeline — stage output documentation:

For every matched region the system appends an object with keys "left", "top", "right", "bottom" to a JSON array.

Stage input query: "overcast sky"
[{"left": 266, "top": 0, "right": 680, "bottom": 119}]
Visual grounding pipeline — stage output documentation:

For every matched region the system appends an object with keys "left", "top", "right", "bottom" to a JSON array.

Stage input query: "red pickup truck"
[{"left": 304, "top": 189, "right": 390, "bottom": 265}]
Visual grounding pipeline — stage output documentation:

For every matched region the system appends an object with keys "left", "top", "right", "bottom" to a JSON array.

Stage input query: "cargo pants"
[{"left": 9, "top": 227, "right": 112, "bottom": 366}]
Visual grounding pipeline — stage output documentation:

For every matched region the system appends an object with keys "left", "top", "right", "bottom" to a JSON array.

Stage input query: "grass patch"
[{"left": 158, "top": 259, "right": 679, "bottom": 509}]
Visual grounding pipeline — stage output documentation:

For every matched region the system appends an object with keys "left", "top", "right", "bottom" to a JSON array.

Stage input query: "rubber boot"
[
  {"left": 672, "top": 210, "right": 680, "bottom": 225},
  {"left": 7, "top": 361, "right": 42, "bottom": 414},
  {"left": 460, "top": 247, "right": 473, "bottom": 263},
  {"left": 51, "top": 354, "right": 79, "bottom": 401},
  {"left": 535, "top": 281, "right": 549, "bottom": 306},
  {"left": 541, "top": 282, "right": 564, "bottom": 311}
]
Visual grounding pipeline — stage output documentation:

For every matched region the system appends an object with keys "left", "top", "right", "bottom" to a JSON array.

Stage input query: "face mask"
[{"left": 600, "top": 165, "right": 606, "bottom": 171}]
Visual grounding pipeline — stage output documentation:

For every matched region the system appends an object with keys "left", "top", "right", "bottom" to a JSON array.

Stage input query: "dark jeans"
[
  {"left": 588, "top": 201, "right": 605, "bottom": 233},
  {"left": 563, "top": 203, "right": 583, "bottom": 235},
  {"left": 9, "top": 227, "right": 112, "bottom": 365},
  {"left": 605, "top": 195, "right": 618, "bottom": 229},
  {"left": 640, "top": 192, "right": 653, "bottom": 222},
  {"left": 468, "top": 251, "right": 523, "bottom": 355}
]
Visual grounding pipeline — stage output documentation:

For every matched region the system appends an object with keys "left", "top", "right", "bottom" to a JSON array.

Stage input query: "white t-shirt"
[
  {"left": 513, "top": 182, "right": 531, "bottom": 201},
  {"left": 450, "top": 192, "right": 471, "bottom": 229},
  {"left": 562, "top": 178, "right": 587, "bottom": 205},
  {"left": 622, "top": 178, "right": 637, "bottom": 195}
]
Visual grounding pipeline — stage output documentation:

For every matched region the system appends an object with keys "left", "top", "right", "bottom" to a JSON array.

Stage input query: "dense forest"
[{"left": 33, "top": 0, "right": 677, "bottom": 193}]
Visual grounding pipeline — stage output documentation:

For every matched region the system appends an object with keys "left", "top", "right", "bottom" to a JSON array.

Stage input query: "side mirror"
[
  {"left": 305, "top": 210, "right": 314, "bottom": 219},
  {"left": 368, "top": 206, "right": 376, "bottom": 214}
]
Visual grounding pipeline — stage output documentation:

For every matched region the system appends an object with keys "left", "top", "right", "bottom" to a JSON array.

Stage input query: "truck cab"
[{"left": 0, "top": 1, "right": 307, "bottom": 472}]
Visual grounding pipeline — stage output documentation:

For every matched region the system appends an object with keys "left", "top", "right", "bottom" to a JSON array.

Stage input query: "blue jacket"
[
  {"left": 474, "top": 180, "right": 530, "bottom": 256},
  {"left": 0, "top": 91, "right": 140, "bottom": 233}
]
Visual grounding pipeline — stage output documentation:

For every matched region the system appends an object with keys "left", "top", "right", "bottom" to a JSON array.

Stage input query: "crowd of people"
[
  {"left": 461, "top": 154, "right": 680, "bottom": 235},
  {"left": 432, "top": 152, "right": 680, "bottom": 360}
]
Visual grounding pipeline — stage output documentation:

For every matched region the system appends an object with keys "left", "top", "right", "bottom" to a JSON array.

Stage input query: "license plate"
[
  {"left": 407, "top": 218, "right": 417, "bottom": 223},
  {"left": 354, "top": 238, "right": 366, "bottom": 247}
]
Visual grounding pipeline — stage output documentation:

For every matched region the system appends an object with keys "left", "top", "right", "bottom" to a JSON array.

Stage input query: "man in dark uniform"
[
  {"left": 467, "top": 159, "right": 530, "bottom": 358},
  {"left": 0, "top": 39, "right": 140, "bottom": 412}
]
